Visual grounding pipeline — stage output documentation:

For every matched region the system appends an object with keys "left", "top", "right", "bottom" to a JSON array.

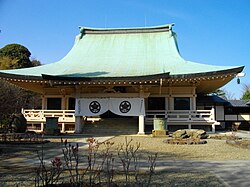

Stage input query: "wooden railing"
[
  {"left": 22, "top": 109, "right": 215, "bottom": 124},
  {"left": 145, "top": 109, "right": 215, "bottom": 123},
  {"left": 21, "top": 109, "right": 101, "bottom": 124},
  {"left": 22, "top": 109, "right": 75, "bottom": 123}
]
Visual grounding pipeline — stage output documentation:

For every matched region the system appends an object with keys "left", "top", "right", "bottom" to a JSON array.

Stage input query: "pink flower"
[{"left": 51, "top": 157, "right": 62, "bottom": 168}]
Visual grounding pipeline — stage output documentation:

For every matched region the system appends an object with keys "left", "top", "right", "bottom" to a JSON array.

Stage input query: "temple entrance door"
[{"left": 75, "top": 98, "right": 145, "bottom": 134}]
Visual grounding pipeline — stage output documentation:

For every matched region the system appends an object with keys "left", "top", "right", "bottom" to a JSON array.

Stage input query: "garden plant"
[{"left": 35, "top": 137, "right": 157, "bottom": 187}]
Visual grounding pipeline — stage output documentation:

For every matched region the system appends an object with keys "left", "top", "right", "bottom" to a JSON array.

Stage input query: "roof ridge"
[{"left": 79, "top": 23, "right": 174, "bottom": 34}]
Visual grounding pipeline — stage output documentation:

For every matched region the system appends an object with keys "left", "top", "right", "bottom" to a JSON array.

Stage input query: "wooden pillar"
[
  {"left": 192, "top": 97, "right": 196, "bottom": 110},
  {"left": 41, "top": 95, "right": 46, "bottom": 132},
  {"left": 138, "top": 115, "right": 145, "bottom": 135},
  {"left": 61, "top": 123, "right": 65, "bottom": 133},
  {"left": 212, "top": 123, "right": 216, "bottom": 133},
  {"left": 192, "top": 87, "right": 196, "bottom": 110},
  {"left": 211, "top": 107, "right": 215, "bottom": 121},
  {"left": 62, "top": 96, "right": 66, "bottom": 110},
  {"left": 164, "top": 97, "right": 168, "bottom": 120},
  {"left": 210, "top": 106, "right": 216, "bottom": 133},
  {"left": 138, "top": 85, "right": 145, "bottom": 135},
  {"left": 74, "top": 86, "right": 83, "bottom": 133},
  {"left": 169, "top": 87, "right": 174, "bottom": 110},
  {"left": 75, "top": 117, "right": 82, "bottom": 133},
  {"left": 41, "top": 122, "right": 44, "bottom": 132},
  {"left": 61, "top": 94, "right": 66, "bottom": 133},
  {"left": 41, "top": 95, "right": 46, "bottom": 109}
]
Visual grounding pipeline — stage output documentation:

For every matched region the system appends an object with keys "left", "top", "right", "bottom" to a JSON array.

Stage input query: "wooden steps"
[{"left": 83, "top": 118, "right": 138, "bottom": 135}]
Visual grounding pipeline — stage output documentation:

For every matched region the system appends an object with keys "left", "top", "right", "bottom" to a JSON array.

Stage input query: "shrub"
[{"left": 35, "top": 137, "right": 158, "bottom": 187}]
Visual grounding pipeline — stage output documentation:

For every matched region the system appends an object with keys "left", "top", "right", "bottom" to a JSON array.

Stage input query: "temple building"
[{"left": 0, "top": 24, "right": 245, "bottom": 134}]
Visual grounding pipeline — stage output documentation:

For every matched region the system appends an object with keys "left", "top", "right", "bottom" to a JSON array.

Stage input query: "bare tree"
[
  {"left": 0, "top": 80, "right": 41, "bottom": 125},
  {"left": 224, "top": 90, "right": 236, "bottom": 100}
]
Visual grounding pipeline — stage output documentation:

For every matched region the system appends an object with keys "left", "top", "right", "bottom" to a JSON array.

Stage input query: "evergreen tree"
[
  {"left": 240, "top": 84, "right": 250, "bottom": 100},
  {"left": 0, "top": 44, "right": 41, "bottom": 126}
]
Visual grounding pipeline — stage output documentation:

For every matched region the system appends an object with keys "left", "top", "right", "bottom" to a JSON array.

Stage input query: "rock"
[
  {"left": 172, "top": 129, "right": 208, "bottom": 139},
  {"left": 186, "top": 129, "right": 208, "bottom": 139},
  {"left": 172, "top": 129, "right": 189, "bottom": 139},
  {"left": 198, "top": 140, "right": 207, "bottom": 144}
]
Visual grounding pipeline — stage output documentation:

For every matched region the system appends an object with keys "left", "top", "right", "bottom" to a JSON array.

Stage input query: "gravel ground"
[
  {"left": 1, "top": 134, "right": 250, "bottom": 186},
  {"left": 106, "top": 135, "right": 250, "bottom": 160}
]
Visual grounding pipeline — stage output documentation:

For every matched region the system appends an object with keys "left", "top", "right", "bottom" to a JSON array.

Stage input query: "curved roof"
[
  {"left": 0, "top": 24, "right": 244, "bottom": 80},
  {"left": 227, "top": 100, "right": 250, "bottom": 107}
]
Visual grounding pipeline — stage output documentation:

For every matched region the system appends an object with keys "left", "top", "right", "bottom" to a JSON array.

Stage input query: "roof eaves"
[
  {"left": 170, "top": 66, "right": 244, "bottom": 79},
  {"left": 42, "top": 72, "right": 170, "bottom": 82},
  {"left": 0, "top": 72, "right": 43, "bottom": 81}
]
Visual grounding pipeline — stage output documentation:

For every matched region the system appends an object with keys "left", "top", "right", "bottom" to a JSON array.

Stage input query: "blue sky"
[{"left": 0, "top": 0, "right": 249, "bottom": 99}]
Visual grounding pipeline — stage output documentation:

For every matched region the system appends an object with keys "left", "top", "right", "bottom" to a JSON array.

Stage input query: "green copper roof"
[{"left": 0, "top": 24, "right": 244, "bottom": 80}]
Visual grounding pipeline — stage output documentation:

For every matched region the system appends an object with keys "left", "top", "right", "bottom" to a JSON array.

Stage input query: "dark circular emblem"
[
  {"left": 89, "top": 101, "right": 101, "bottom": 113},
  {"left": 119, "top": 101, "right": 131, "bottom": 113}
]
